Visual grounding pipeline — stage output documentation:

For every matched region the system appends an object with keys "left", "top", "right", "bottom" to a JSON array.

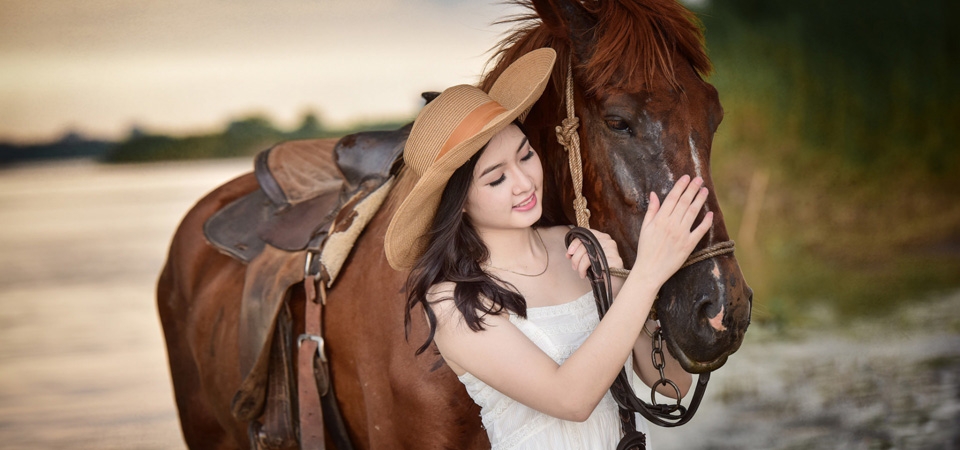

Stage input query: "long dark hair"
[{"left": 404, "top": 135, "right": 549, "bottom": 356}]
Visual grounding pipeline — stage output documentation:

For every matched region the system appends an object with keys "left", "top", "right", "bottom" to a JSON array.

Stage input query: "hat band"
[{"left": 436, "top": 101, "right": 507, "bottom": 162}]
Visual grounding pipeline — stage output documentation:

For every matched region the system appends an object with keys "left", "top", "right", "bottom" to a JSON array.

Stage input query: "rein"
[{"left": 553, "top": 57, "right": 734, "bottom": 439}]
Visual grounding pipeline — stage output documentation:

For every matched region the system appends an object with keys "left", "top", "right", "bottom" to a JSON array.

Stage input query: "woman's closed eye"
[
  {"left": 489, "top": 174, "right": 507, "bottom": 187},
  {"left": 520, "top": 149, "right": 535, "bottom": 162}
]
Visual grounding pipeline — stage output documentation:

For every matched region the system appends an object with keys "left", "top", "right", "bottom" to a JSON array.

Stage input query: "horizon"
[{"left": 0, "top": 0, "right": 526, "bottom": 144}]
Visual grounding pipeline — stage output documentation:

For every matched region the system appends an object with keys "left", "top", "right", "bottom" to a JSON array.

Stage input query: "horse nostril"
[
  {"left": 694, "top": 295, "right": 715, "bottom": 317},
  {"left": 696, "top": 295, "right": 726, "bottom": 333}
]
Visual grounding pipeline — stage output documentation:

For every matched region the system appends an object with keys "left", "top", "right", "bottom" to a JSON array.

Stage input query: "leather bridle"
[{"left": 554, "top": 57, "right": 735, "bottom": 449}]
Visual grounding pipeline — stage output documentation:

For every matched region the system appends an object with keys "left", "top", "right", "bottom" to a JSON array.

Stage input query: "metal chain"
[{"left": 649, "top": 328, "right": 682, "bottom": 412}]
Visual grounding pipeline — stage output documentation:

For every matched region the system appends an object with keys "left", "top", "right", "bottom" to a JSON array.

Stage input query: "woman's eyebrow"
[
  {"left": 478, "top": 137, "right": 529, "bottom": 179},
  {"left": 479, "top": 163, "right": 502, "bottom": 179},
  {"left": 515, "top": 137, "right": 529, "bottom": 155}
]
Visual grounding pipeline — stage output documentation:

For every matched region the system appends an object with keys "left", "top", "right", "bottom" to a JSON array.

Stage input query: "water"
[
  {"left": 0, "top": 159, "right": 249, "bottom": 450},
  {"left": 0, "top": 159, "right": 956, "bottom": 449}
]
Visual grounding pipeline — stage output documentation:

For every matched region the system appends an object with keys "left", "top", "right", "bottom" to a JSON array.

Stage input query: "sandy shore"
[{"left": 0, "top": 159, "right": 956, "bottom": 449}]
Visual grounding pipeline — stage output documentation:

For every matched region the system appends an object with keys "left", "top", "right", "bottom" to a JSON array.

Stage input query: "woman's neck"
[{"left": 479, "top": 226, "right": 547, "bottom": 275}]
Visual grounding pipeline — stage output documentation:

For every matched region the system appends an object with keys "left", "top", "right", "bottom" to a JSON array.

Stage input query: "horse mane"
[{"left": 479, "top": 0, "right": 711, "bottom": 95}]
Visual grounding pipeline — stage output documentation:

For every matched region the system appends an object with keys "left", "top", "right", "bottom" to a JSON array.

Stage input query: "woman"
[{"left": 384, "top": 48, "right": 711, "bottom": 449}]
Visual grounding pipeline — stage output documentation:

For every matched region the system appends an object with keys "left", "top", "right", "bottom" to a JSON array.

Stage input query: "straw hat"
[{"left": 384, "top": 47, "right": 556, "bottom": 270}]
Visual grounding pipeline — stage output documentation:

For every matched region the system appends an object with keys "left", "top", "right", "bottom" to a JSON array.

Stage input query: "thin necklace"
[{"left": 486, "top": 228, "right": 549, "bottom": 277}]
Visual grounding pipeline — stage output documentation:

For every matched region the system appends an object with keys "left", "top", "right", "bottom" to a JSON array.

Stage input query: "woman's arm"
[
  {"left": 631, "top": 322, "right": 692, "bottom": 399},
  {"left": 433, "top": 175, "right": 710, "bottom": 422},
  {"left": 430, "top": 274, "right": 660, "bottom": 422}
]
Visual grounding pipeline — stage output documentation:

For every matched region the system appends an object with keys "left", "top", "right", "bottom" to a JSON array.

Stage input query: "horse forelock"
[
  {"left": 480, "top": 0, "right": 711, "bottom": 96},
  {"left": 583, "top": 0, "right": 711, "bottom": 92}
]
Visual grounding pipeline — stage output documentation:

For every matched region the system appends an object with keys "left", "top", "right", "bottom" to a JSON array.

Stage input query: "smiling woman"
[{"left": 0, "top": 0, "right": 521, "bottom": 142}]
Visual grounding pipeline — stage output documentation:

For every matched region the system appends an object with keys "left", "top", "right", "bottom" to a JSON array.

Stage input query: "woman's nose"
[{"left": 513, "top": 168, "right": 534, "bottom": 194}]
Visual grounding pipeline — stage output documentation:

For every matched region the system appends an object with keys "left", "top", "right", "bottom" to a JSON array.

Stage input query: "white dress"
[{"left": 457, "top": 291, "right": 652, "bottom": 450}]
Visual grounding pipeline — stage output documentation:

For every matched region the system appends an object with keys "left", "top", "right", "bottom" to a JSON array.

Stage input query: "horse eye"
[{"left": 605, "top": 118, "right": 631, "bottom": 133}]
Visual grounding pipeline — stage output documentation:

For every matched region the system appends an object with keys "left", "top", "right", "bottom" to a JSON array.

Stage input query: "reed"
[{"left": 697, "top": 0, "right": 960, "bottom": 327}]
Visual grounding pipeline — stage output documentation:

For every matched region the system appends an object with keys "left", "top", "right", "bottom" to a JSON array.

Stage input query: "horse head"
[{"left": 481, "top": 0, "right": 751, "bottom": 374}]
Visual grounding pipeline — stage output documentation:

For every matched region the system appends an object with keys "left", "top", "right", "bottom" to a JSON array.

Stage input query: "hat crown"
[{"left": 404, "top": 85, "right": 501, "bottom": 177}]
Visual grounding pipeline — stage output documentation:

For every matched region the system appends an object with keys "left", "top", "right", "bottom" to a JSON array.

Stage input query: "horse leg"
[
  {"left": 158, "top": 174, "right": 260, "bottom": 450},
  {"left": 158, "top": 259, "right": 244, "bottom": 450}
]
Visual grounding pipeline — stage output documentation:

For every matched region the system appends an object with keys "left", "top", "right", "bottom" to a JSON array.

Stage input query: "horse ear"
[
  {"left": 421, "top": 91, "right": 440, "bottom": 105},
  {"left": 531, "top": 0, "right": 596, "bottom": 63}
]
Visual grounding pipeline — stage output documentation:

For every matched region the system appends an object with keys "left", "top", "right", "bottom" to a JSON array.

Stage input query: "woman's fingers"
[
  {"left": 644, "top": 175, "right": 706, "bottom": 230},
  {"left": 567, "top": 240, "right": 587, "bottom": 277},
  {"left": 566, "top": 238, "right": 581, "bottom": 258},
  {"left": 635, "top": 175, "right": 715, "bottom": 283},
  {"left": 692, "top": 211, "right": 714, "bottom": 242},
  {"left": 680, "top": 186, "right": 710, "bottom": 230},
  {"left": 642, "top": 191, "right": 661, "bottom": 228},
  {"left": 676, "top": 177, "right": 704, "bottom": 220},
  {"left": 566, "top": 229, "right": 623, "bottom": 277},
  {"left": 659, "top": 174, "right": 691, "bottom": 216},
  {"left": 647, "top": 175, "right": 704, "bottom": 228}
]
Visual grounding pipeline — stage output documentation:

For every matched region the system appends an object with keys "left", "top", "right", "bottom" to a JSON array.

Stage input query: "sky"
[{"left": 0, "top": 0, "right": 527, "bottom": 143}]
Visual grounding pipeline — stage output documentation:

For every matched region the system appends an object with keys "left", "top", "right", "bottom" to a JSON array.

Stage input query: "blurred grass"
[{"left": 698, "top": 0, "right": 960, "bottom": 328}]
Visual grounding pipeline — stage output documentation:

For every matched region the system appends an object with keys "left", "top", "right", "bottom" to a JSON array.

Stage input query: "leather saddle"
[
  {"left": 204, "top": 125, "right": 409, "bottom": 264},
  {"left": 202, "top": 123, "right": 411, "bottom": 449}
]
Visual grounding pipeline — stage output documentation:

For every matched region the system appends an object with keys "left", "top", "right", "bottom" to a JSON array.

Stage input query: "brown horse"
[{"left": 158, "top": 0, "right": 752, "bottom": 448}]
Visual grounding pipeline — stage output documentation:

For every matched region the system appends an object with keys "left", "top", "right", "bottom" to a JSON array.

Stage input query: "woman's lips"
[{"left": 513, "top": 193, "right": 537, "bottom": 211}]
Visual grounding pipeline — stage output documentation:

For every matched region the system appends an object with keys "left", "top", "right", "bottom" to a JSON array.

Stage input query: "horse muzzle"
[{"left": 656, "top": 255, "right": 753, "bottom": 374}]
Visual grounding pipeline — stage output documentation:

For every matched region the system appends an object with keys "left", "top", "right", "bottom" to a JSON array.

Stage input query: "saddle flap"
[
  {"left": 203, "top": 189, "right": 271, "bottom": 262},
  {"left": 233, "top": 245, "right": 306, "bottom": 420}
]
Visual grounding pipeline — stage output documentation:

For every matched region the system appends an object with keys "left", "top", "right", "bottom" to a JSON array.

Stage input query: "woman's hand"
[
  {"left": 633, "top": 175, "right": 713, "bottom": 288},
  {"left": 566, "top": 228, "right": 623, "bottom": 279}
]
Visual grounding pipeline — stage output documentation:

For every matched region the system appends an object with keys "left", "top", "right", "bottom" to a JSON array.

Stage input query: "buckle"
[{"left": 297, "top": 334, "right": 327, "bottom": 363}]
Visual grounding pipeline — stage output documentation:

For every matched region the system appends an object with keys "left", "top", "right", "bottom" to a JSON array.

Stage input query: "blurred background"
[{"left": 1, "top": 0, "right": 957, "bottom": 448}]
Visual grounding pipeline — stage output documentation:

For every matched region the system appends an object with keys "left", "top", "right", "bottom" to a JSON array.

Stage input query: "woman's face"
[{"left": 464, "top": 124, "right": 544, "bottom": 233}]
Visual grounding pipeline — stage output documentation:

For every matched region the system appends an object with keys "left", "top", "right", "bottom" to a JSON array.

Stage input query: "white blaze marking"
[
  {"left": 689, "top": 135, "right": 715, "bottom": 242},
  {"left": 689, "top": 135, "right": 703, "bottom": 178}
]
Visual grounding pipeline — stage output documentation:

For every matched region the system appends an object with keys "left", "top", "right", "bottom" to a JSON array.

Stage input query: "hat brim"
[{"left": 384, "top": 48, "right": 556, "bottom": 270}]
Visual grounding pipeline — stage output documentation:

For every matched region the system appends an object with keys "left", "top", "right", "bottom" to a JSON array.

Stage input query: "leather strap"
[
  {"left": 298, "top": 273, "right": 326, "bottom": 449},
  {"left": 298, "top": 271, "right": 355, "bottom": 450}
]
